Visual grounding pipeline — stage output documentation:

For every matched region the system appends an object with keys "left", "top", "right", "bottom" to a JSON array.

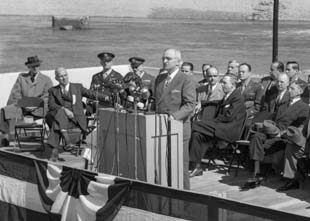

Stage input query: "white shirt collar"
[
  {"left": 103, "top": 68, "right": 112, "bottom": 76},
  {"left": 224, "top": 89, "right": 234, "bottom": 100},
  {"left": 61, "top": 83, "right": 70, "bottom": 93},
  {"left": 290, "top": 97, "right": 300, "bottom": 105},
  {"left": 278, "top": 89, "right": 287, "bottom": 101},
  {"left": 168, "top": 68, "right": 179, "bottom": 81}
]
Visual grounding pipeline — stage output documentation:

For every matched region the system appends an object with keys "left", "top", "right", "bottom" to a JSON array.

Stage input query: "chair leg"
[{"left": 228, "top": 149, "right": 237, "bottom": 174}]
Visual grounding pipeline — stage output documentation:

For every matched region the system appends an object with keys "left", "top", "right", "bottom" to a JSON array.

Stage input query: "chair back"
[
  {"left": 17, "top": 97, "right": 44, "bottom": 108},
  {"left": 238, "top": 111, "right": 250, "bottom": 141}
]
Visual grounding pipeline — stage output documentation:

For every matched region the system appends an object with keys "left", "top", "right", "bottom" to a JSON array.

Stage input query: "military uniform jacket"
[
  {"left": 123, "top": 71, "right": 155, "bottom": 93},
  {"left": 89, "top": 69, "right": 123, "bottom": 107}
]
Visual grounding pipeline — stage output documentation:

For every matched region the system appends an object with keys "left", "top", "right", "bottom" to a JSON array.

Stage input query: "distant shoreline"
[{"left": 1, "top": 14, "right": 310, "bottom": 23}]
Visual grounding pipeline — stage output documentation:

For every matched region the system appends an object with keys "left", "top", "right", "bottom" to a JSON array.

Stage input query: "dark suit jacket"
[
  {"left": 237, "top": 79, "right": 264, "bottom": 117},
  {"left": 272, "top": 90, "right": 290, "bottom": 120},
  {"left": 198, "top": 83, "right": 225, "bottom": 121},
  {"left": 302, "top": 111, "right": 310, "bottom": 158},
  {"left": 48, "top": 83, "right": 106, "bottom": 131},
  {"left": 154, "top": 70, "right": 196, "bottom": 140},
  {"left": 275, "top": 99, "right": 309, "bottom": 131},
  {"left": 192, "top": 89, "right": 246, "bottom": 143}
]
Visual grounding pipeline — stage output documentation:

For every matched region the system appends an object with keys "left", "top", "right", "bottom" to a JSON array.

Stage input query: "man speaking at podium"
[{"left": 154, "top": 48, "right": 196, "bottom": 189}]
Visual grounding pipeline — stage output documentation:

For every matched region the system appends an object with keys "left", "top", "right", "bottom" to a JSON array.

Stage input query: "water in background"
[{"left": 1, "top": 15, "right": 310, "bottom": 78}]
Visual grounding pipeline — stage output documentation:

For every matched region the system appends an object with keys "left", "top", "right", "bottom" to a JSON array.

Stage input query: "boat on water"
[
  {"left": 0, "top": 66, "right": 310, "bottom": 221},
  {"left": 52, "top": 16, "right": 90, "bottom": 30}
]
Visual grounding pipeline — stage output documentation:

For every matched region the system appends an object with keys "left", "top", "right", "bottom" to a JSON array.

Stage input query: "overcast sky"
[
  {"left": 0, "top": 0, "right": 309, "bottom": 19},
  {"left": 0, "top": 0, "right": 255, "bottom": 16}
]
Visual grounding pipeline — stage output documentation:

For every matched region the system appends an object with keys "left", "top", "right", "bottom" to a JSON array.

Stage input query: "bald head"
[
  {"left": 276, "top": 73, "right": 290, "bottom": 92},
  {"left": 55, "top": 67, "right": 69, "bottom": 87}
]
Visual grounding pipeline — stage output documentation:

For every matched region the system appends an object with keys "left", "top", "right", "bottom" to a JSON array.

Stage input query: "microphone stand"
[
  {"left": 114, "top": 91, "right": 121, "bottom": 176},
  {"left": 167, "top": 114, "right": 172, "bottom": 187},
  {"left": 90, "top": 85, "right": 100, "bottom": 171},
  {"left": 133, "top": 97, "right": 138, "bottom": 180}
]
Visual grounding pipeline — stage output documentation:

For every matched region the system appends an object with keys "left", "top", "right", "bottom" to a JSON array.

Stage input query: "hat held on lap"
[
  {"left": 262, "top": 120, "right": 280, "bottom": 135},
  {"left": 286, "top": 126, "right": 306, "bottom": 147},
  {"left": 25, "top": 56, "right": 42, "bottom": 66}
]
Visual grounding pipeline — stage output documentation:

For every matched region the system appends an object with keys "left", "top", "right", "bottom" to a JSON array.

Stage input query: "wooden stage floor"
[{"left": 2, "top": 145, "right": 310, "bottom": 219}]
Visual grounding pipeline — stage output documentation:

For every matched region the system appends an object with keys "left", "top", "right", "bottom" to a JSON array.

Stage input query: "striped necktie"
[{"left": 165, "top": 75, "right": 171, "bottom": 87}]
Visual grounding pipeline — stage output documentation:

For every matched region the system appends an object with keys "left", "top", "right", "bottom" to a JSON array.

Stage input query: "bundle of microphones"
[{"left": 93, "top": 77, "right": 154, "bottom": 112}]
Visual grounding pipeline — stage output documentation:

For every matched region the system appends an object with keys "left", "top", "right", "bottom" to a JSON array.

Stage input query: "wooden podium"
[{"left": 97, "top": 108, "right": 183, "bottom": 189}]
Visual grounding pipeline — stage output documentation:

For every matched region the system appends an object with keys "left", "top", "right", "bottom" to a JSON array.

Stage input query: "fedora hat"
[
  {"left": 286, "top": 126, "right": 306, "bottom": 147},
  {"left": 25, "top": 56, "right": 42, "bottom": 66},
  {"left": 262, "top": 120, "right": 280, "bottom": 135}
]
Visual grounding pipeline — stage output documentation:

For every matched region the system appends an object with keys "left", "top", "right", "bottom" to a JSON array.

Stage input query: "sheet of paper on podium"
[{"left": 97, "top": 108, "right": 183, "bottom": 189}]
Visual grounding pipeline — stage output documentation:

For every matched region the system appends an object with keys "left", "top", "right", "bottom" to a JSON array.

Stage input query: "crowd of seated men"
[
  {"left": 1, "top": 52, "right": 310, "bottom": 192},
  {"left": 188, "top": 59, "right": 310, "bottom": 192}
]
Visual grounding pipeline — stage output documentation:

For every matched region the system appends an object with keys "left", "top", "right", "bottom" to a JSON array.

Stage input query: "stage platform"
[{"left": 1, "top": 145, "right": 310, "bottom": 219}]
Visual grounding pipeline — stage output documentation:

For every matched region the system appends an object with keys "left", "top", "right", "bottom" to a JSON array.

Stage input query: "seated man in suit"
[
  {"left": 285, "top": 61, "right": 309, "bottom": 104},
  {"left": 0, "top": 56, "right": 53, "bottom": 146},
  {"left": 276, "top": 126, "right": 306, "bottom": 191},
  {"left": 245, "top": 83, "right": 309, "bottom": 188},
  {"left": 260, "top": 61, "right": 284, "bottom": 112},
  {"left": 46, "top": 67, "right": 108, "bottom": 161},
  {"left": 189, "top": 75, "right": 246, "bottom": 177},
  {"left": 195, "top": 66, "right": 224, "bottom": 122},
  {"left": 197, "top": 63, "right": 212, "bottom": 86},
  {"left": 254, "top": 73, "right": 291, "bottom": 124}
]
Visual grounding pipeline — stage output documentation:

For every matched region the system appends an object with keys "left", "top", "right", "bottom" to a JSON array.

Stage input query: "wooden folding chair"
[{"left": 14, "top": 97, "right": 46, "bottom": 152}]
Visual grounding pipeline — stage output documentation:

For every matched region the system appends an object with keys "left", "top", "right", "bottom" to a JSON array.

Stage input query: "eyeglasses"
[{"left": 162, "top": 56, "right": 175, "bottom": 61}]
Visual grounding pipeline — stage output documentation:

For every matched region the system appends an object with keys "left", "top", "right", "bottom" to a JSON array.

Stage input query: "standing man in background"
[
  {"left": 87, "top": 52, "right": 123, "bottom": 113},
  {"left": 181, "top": 62, "right": 194, "bottom": 76},
  {"left": 225, "top": 60, "right": 239, "bottom": 80},
  {"left": 154, "top": 48, "right": 196, "bottom": 189}
]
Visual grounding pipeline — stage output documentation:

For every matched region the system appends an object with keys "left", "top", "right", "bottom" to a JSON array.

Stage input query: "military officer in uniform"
[
  {"left": 123, "top": 56, "right": 154, "bottom": 92},
  {"left": 237, "top": 63, "right": 264, "bottom": 118},
  {"left": 88, "top": 52, "right": 123, "bottom": 113},
  {"left": 122, "top": 57, "right": 155, "bottom": 110}
]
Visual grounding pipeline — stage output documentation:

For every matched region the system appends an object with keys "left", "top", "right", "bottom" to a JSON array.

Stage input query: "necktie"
[
  {"left": 30, "top": 75, "right": 35, "bottom": 83},
  {"left": 165, "top": 75, "right": 171, "bottom": 87},
  {"left": 206, "top": 85, "right": 212, "bottom": 101}
]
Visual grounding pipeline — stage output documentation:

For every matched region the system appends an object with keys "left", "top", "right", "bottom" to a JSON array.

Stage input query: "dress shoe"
[
  {"left": 277, "top": 180, "right": 299, "bottom": 192},
  {"left": 49, "top": 148, "right": 59, "bottom": 162},
  {"left": 241, "top": 175, "right": 263, "bottom": 190},
  {"left": 61, "top": 130, "right": 71, "bottom": 146},
  {"left": 189, "top": 168, "right": 203, "bottom": 178}
]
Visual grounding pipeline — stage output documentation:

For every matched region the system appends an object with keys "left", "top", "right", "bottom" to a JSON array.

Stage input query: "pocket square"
[
  {"left": 224, "top": 104, "right": 231, "bottom": 108},
  {"left": 171, "top": 89, "right": 181, "bottom": 93}
]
